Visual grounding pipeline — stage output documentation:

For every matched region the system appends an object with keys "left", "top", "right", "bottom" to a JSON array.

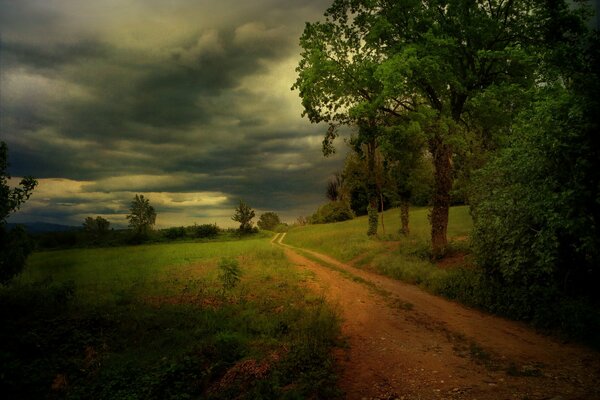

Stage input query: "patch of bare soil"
[{"left": 276, "top": 235, "right": 600, "bottom": 400}]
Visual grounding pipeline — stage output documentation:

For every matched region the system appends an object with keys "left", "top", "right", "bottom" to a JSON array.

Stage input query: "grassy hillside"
[
  {"left": 285, "top": 205, "right": 472, "bottom": 264},
  {"left": 1, "top": 237, "right": 341, "bottom": 399}
]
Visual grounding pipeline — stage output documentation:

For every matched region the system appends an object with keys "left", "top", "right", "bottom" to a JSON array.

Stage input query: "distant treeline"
[{"left": 31, "top": 223, "right": 258, "bottom": 250}]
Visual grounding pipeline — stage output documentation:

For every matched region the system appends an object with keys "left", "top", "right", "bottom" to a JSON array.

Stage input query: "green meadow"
[
  {"left": 1, "top": 236, "right": 341, "bottom": 399},
  {"left": 285, "top": 205, "right": 472, "bottom": 279}
]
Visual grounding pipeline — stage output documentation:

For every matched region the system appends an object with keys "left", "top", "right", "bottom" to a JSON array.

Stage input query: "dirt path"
[{"left": 273, "top": 233, "right": 600, "bottom": 400}]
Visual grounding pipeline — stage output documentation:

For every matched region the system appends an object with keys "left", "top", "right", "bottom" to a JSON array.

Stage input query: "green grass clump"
[{"left": 1, "top": 237, "right": 341, "bottom": 399}]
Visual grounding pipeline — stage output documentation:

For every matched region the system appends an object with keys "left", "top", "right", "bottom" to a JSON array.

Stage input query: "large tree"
[
  {"left": 292, "top": 11, "right": 412, "bottom": 236},
  {"left": 0, "top": 142, "right": 37, "bottom": 283},
  {"left": 295, "top": 0, "right": 540, "bottom": 255}
]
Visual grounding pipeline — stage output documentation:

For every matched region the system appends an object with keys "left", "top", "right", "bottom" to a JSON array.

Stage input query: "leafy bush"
[
  {"left": 195, "top": 223, "right": 220, "bottom": 238},
  {"left": 218, "top": 258, "right": 241, "bottom": 291},
  {"left": 310, "top": 201, "right": 354, "bottom": 224},
  {"left": 0, "top": 226, "right": 35, "bottom": 284},
  {"left": 257, "top": 212, "right": 282, "bottom": 231},
  {"left": 470, "top": 84, "right": 599, "bottom": 305},
  {"left": 163, "top": 226, "right": 187, "bottom": 240}
]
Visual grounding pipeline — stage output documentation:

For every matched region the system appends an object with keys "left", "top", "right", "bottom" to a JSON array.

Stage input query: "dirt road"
[{"left": 274, "top": 233, "right": 600, "bottom": 400}]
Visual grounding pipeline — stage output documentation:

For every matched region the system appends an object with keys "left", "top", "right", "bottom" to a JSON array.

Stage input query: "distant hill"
[{"left": 7, "top": 222, "right": 80, "bottom": 233}]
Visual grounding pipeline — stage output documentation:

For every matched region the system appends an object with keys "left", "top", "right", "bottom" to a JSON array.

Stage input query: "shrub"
[
  {"left": 163, "top": 226, "right": 187, "bottom": 240},
  {"left": 310, "top": 201, "right": 354, "bottom": 224},
  {"left": 218, "top": 258, "right": 241, "bottom": 291},
  {"left": 257, "top": 212, "right": 282, "bottom": 231},
  {"left": 194, "top": 223, "right": 220, "bottom": 238}
]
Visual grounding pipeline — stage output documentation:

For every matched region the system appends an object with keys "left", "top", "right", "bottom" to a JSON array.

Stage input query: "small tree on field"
[
  {"left": 127, "top": 194, "right": 156, "bottom": 237},
  {"left": 232, "top": 200, "right": 255, "bottom": 233},
  {"left": 257, "top": 212, "right": 281, "bottom": 231},
  {"left": 0, "top": 141, "right": 37, "bottom": 284}
]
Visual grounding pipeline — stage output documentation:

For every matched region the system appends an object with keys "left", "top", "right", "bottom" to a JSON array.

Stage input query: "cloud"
[{"left": 1, "top": 0, "right": 346, "bottom": 227}]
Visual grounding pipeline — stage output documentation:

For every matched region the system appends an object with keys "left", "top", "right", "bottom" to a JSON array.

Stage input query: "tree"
[
  {"left": 381, "top": 122, "right": 428, "bottom": 236},
  {"left": 257, "top": 212, "right": 281, "bottom": 231},
  {"left": 296, "top": 0, "right": 541, "bottom": 255},
  {"left": 232, "top": 200, "right": 255, "bottom": 233},
  {"left": 126, "top": 194, "right": 156, "bottom": 238},
  {"left": 83, "top": 216, "right": 110, "bottom": 238},
  {"left": 470, "top": 4, "right": 600, "bottom": 310},
  {"left": 292, "top": 9, "right": 407, "bottom": 236},
  {"left": 0, "top": 141, "right": 37, "bottom": 284}
]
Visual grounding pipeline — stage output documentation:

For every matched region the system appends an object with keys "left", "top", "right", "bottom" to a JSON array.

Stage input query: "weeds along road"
[{"left": 273, "top": 233, "right": 600, "bottom": 400}]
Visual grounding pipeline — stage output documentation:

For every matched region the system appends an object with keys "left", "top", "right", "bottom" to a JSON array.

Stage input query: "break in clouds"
[{"left": 0, "top": 0, "right": 346, "bottom": 227}]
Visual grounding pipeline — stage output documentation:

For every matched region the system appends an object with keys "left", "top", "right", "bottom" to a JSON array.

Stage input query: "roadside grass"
[
  {"left": 0, "top": 237, "right": 341, "bottom": 399},
  {"left": 285, "top": 206, "right": 600, "bottom": 347},
  {"left": 285, "top": 205, "right": 471, "bottom": 267}
]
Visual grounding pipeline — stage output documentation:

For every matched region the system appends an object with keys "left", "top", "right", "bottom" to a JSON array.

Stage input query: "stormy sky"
[{"left": 1, "top": 0, "right": 348, "bottom": 228}]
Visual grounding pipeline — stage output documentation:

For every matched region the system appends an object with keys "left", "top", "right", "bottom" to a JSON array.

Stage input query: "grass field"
[
  {"left": 285, "top": 205, "right": 472, "bottom": 262},
  {"left": 1, "top": 236, "right": 341, "bottom": 399},
  {"left": 285, "top": 205, "right": 474, "bottom": 294}
]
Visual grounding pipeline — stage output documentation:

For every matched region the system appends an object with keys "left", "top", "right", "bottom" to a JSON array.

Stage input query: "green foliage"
[
  {"left": 470, "top": 9, "right": 599, "bottom": 312},
  {"left": 218, "top": 257, "right": 241, "bottom": 291},
  {"left": 310, "top": 201, "right": 354, "bottom": 224},
  {"left": 295, "top": 0, "right": 543, "bottom": 253},
  {"left": 232, "top": 200, "right": 256, "bottom": 233},
  {"left": 163, "top": 226, "right": 187, "bottom": 240},
  {"left": 194, "top": 223, "right": 220, "bottom": 238},
  {"left": 126, "top": 194, "right": 157, "bottom": 239},
  {"left": 83, "top": 216, "right": 111, "bottom": 238},
  {"left": 0, "top": 141, "right": 38, "bottom": 284},
  {"left": 471, "top": 81, "right": 600, "bottom": 303},
  {"left": 257, "top": 212, "right": 281, "bottom": 231}
]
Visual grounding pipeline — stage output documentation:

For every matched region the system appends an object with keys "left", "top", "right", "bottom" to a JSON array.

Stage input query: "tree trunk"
[
  {"left": 380, "top": 192, "right": 386, "bottom": 235},
  {"left": 400, "top": 197, "right": 410, "bottom": 236},
  {"left": 430, "top": 136, "right": 452, "bottom": 258},
  {"left": 366, "top": 139, "right": 378, "bottom": 236}
]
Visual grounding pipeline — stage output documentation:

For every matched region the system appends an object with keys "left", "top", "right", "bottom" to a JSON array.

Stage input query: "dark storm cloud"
[{"left": 1, "top": 0, "right": 343, "bottom": 226}]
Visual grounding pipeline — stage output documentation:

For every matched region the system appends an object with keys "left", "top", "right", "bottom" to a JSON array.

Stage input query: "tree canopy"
[
  {"left": 127, "top": 194, "right": 156, "bottom": 238},
  {"left": 294, "top": 0, "right": 544, "bottom": 254},
  {"left": 232, "top": 200, "right": 256, "bottom": 233},
  {"left": 0, "top": 141, "right": 37, "bottom": 283},
  {"left": 257, "top": 212, "right": 282, "bottom": 231}
]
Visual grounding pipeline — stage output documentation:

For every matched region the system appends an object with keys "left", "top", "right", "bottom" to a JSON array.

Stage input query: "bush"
[
  {"left": 163, "top": 226, "right": 187, "bottom": 240},
  {"left": 310, "top": 201, "right": 354, "bottom": 224},
  {"left": 218, "top": 258, "right": 241, "bottom": 291},
  {"left": 195, "top": 223, "right": 220, "bottom": 238},
  {"left": 257, "top": 212, "right": 282, "bottom": 231},
  {"left": 0, "top": 226, "right": 35, "bottom": 284}
]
